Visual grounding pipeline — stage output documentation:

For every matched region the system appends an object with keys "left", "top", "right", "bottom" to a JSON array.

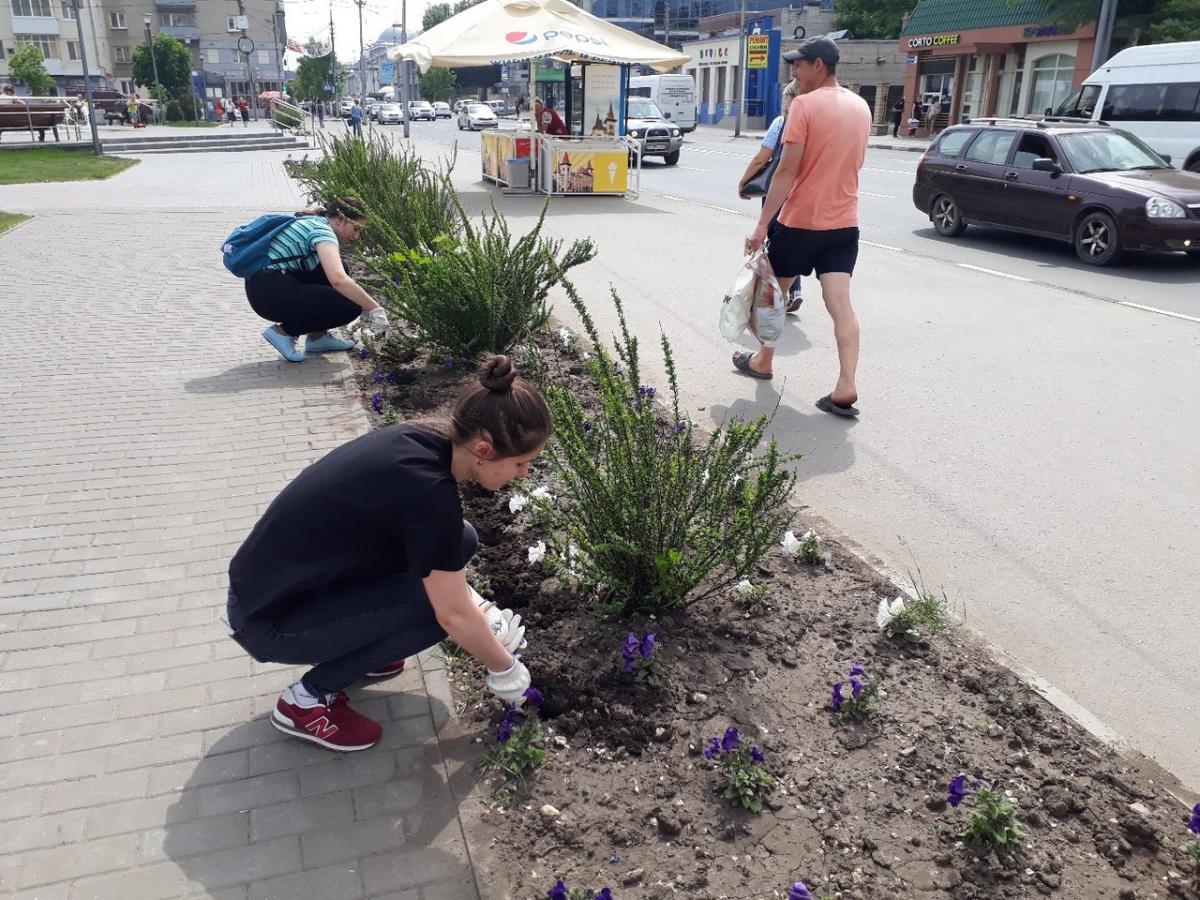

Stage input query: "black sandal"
[
  {"left": 816, "top": 394, "right": 859, "bottom": 417},
  {"left": 732, "top": 351, "right": 772, "bottom": 380}
]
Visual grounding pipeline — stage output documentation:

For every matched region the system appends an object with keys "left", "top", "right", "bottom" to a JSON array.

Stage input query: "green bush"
[
  {"left": 165, "top": 99, "right": 184, "bottom": 122},
  {"left": 369, "top": 202, "right": 595, "bottom": 359},
  {"left": 272, "top": 105, "right": 303, "bottom": 129},
  {"left": 291, "top": 131, "right": 461, "bottom": 256},
  {"left": 538, "top": 285, "right": 796, "bottom": 615}
]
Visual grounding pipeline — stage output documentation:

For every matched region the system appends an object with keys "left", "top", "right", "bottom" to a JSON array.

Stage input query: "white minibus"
[
  {"left": 628, "top": 74, "right": 697, "bottom": 133},
  {"left": 1052, "top": 41, "right": 1200, "bottom": 172}
]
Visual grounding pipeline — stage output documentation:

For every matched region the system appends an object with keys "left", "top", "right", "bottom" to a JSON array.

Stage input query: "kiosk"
[{"left": 389, "top": 0, "right": 687, "bottom": 199}]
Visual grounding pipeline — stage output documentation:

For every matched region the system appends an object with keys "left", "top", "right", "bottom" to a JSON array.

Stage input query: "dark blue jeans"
[{"left": 227, "top": 521, "right": 478, "bottom": 695}]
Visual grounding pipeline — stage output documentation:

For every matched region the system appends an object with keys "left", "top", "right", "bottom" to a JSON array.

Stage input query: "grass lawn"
[
  {"left": 0, "top": 212, "right": 31, "bottom": 235},
  {"left": 0, "top": 149, "right": 137, "bottom": 185},
  {"left": 165, "top": 121, "right": 219, "bottom": 128}
]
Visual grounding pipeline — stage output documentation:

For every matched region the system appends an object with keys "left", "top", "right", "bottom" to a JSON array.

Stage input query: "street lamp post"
[
  {"left": 70, "top": 0, "right": 102, "bottom": 154},
  {"left": 143, "top": 13, "right": 162, "bottom": 123}
]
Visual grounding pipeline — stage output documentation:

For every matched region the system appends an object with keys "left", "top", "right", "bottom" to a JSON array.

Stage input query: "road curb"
[{"left": 868, "top": 142, "right": 927, "bottom": 153}]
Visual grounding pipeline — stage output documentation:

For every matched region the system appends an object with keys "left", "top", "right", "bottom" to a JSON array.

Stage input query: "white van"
[
  {"left": 1052, "top": 41, "right": 1200, "bottom": 172},
  {"left": 628, "top": 74, "right": 697, "bottom": 133}
]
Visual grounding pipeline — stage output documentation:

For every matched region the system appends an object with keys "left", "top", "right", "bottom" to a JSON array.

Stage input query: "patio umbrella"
[{"left": 388, "top": 0, "right": 689, "bottom": 73}]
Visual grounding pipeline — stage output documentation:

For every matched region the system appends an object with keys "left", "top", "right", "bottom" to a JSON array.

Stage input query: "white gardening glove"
[
  {"left": 470, "top": 586, "right": 527, "bottom": 653},
  {"left": 362, "top": 306, "right": 389, "bottom": 336},
  {"left": 485, "top": 657, "right": 530, "bottom": 704}
]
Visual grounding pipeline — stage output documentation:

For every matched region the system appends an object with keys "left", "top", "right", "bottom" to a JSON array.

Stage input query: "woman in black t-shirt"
[{"left": 226, "top": 356, "right": 552, "bottom": 752}]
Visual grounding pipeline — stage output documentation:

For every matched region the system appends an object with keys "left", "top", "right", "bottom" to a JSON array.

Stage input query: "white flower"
[
  {"left": 582, "top": 351, "right": 591, "bottom": 361},
  {"left": 527, "top": 541, "right": 547, "bottom": 565},
  {"left": 735, "top": 579, "right": 755, "bottom": 596},
  {"left": 876, "top": 596, "right": 906, "bottom": 633},
  {"left": 558, "top": 327, "right": 574, "bottom": 349},
  {"left": 563, "top": 542, "right": 584, "bottom": 579},
  {"left": 780, "top": 530, "right": 801, "bottom": 556},
  {"left": 508, "top": 494, "right": 529, "bottom": 515},
  {"left": 530, "top": 485, "right": 555, "bottom": 503},
  {"left": 731, "top": 473, "right": 743, "bottom": 488},
  {"left": 801, "top": 528, "right": 820, "bottom": 545}
]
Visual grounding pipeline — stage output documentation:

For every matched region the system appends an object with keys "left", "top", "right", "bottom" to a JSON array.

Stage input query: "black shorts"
[{"left": 767, "top": 223, "right": 860, "bottom": 279}]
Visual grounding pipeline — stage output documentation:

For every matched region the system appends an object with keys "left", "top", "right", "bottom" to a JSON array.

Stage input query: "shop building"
[{"left": 899, "top": 0, "right": 1098, "bottom": 131}]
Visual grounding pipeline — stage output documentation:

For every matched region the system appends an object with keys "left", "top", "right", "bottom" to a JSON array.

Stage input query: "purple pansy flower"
[
  {"left": 637, "top": 385, "right": 656, "bottom": 399},
  {"left": 370, "top": 391, "right": 384, "bottom": 415},
  {"left": 850, "top": 676, "right": 863, "bottom": 699},
  {"left": 444, "top": 355, "right": 455, "bottom": 369},
  {"left": 751, "top": 746, "right": 766, "bottom": 763},
  {"left": 849, "top": 661, "right": 866, "bottom": 678},
  {"left": 721, "top": 726, "right": 741, "bottom": 752},
  {"left": 358, "top": 347, "right": 371, "bottom": 360},
  {"left": 788, "top": 882, "right": 814, "bottom": 900},
  {"left": 622, "top": 633, "right": 639, "bottom": 673},
  {"left": 948, "top": 774, "right": 969, "bottom": 808},
  {"left": 582, "top": 420, "right": 592, "bottom": 433},
  {"left": 703, "top": 737, "right": 720, "bottom": 760},
  {"left": 523, "top": 686, "right": 543, "bottom": 707},
  {"left": 640, "top": 633, "right": 656, "bottom": 660},
  {"left": 596, "top": 890, "right": 613, "bottom": 900},
  {"left": 831, "top": 682, "right": 845, "bottom": 712},
  {"left": 676, "top": 421, "right": 687, "bottom": 433},
  {"left": 497, "top": 719, "right": 513, "bottom": 743},
  {"left": 1189, "top": 802, "right": 1200, "bottom": 834},
  {"left": 546, "top": 879, "right": 568, "bottom": 900},
  {"left": 373, "top": 369, "right": 385, "bottom": 383}
]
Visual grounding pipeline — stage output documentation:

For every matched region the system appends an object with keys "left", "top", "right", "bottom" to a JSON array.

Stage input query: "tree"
[
  {"left": 1145, "top": 0, "right": 1200, "bottom": 42},
  {"left": 423, "top": 2, "right": 452, "bottom": 30},
  {"left": 453, "top": 0, "right": 484, "bottom": 13},
  {"left": 418, "top": 67, "right": 456, "bottom": 101},
  {"left": 292, "top": 53, "right": 336, "bottom": 101},
  {"left": 833, "top": 0, "right": 918, "bottom": 39},
  {"left": 8, "top": 44, "right": 55, "bottom": 96},
  {"left": 132, "top": 33, "right": 191, "bottom": 102}
]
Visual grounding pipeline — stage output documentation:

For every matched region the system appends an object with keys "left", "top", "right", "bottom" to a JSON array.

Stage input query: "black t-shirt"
[{"left": 229, "top": 425, "right": 465, "bottom": 619}]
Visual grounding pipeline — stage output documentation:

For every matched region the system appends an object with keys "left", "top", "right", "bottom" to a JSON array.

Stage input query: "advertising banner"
[
  {"left": 550, "top": 148, "right": 628, "bottom": 194},
  {"left": 482, "top": 131, "right": 534, "bottom": 183},
  {"left": 582, "top": 64, "right": 621, "bottom": 137},
  {"left": 747, "top": 34, "right": 769, "bottom": 69}
]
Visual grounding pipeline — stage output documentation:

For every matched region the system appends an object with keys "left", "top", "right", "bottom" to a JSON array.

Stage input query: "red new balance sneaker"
[
  {"left": 271, "top": 687, "right": 381, "bottom": 751},
  {"left": 364, "top": 659, "right": 406, "bottom": 679}
]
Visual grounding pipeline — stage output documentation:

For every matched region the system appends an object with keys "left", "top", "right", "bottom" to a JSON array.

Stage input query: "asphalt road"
[{"left": 398, "top": 118, "right": 1200, "bottom": 793}]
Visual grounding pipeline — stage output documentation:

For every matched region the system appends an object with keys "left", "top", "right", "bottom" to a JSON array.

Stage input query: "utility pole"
[
  {"left": 355, "top": 0, "right": 367, "bottom": 105},
  {"left": 1091, "top": 0, "right": 1118, "bottom": 72},
  {"left": 400, "top": 0, "right": 410, "bottom": 139},
  {"left": 329, "top": 3, "right": 337, "bottom": 102},
  {"left": 662, "top": 0, "right": 670, "bottom": 49},
  {"left": 237, "top": 0, "right": 257, "bottom": 120},
  {"left": 71, "top": 0, "right": 101, "bottom": 154},
  {"left": 143, "top": 14, "right": 162, "bottom": 123},
  {"left": 733, "top": 0, "right": 746, "bottom": 136}
]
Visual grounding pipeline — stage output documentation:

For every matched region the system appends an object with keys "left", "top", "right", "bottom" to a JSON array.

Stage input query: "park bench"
[{"left": 0, "top": 100, "right": 68, "bottom": 143}]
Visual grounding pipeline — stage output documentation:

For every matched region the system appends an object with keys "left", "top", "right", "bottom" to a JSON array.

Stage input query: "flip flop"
[
  {"left": 732, "top": 351, "right": 772, "bottom": 380},
  {"left": 816, "top": 394, "right": 859, "bottom": 418}
]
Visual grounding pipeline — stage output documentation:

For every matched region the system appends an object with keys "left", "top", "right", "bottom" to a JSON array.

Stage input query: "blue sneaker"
[
  {"left": 305, "top": 332, "right": 356, "bottom": 353},
  {"left": 262, "top": 327, "right": 305, "bottom": 362}
]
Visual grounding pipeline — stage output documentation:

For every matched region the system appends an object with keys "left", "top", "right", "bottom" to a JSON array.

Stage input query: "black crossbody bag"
[{"left": 741, "top": 138, "right": 783, "bottom": 197}]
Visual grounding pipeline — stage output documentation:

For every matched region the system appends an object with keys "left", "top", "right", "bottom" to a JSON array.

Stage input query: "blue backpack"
[{"left": 220, "top": 214, "right": 305, "bottom": 277}]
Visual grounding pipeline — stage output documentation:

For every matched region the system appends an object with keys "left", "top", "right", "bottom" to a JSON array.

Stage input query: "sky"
[{"left": 283, "top": 0, "right": 431, "bottom": 64}]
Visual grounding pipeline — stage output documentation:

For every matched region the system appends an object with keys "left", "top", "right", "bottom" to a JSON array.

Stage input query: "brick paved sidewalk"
[{"left": 0, "top": 155, "right": 482, "bottom": 899}]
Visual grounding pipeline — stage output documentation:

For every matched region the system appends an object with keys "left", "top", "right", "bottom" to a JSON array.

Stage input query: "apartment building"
[
  {"left": 1, "top": 0, "right": 115, "bottom": 95},
  {"left": 1, "top": 0, "right": 284, "bottom": 100}
]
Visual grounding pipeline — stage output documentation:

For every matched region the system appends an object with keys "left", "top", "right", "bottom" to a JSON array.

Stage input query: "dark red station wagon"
[{"left": 913, "top": 118, "right": 1200, "bottom": 266}]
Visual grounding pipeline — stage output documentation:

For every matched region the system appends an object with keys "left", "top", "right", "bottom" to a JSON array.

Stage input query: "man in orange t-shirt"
[{"left": 735, "top": 36, "right": 871, "bottom": 417}]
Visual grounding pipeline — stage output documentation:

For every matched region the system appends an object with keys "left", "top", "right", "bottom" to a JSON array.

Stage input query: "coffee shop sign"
[{"left": 907, "top": 33, "right": 960, "bottom": 49}]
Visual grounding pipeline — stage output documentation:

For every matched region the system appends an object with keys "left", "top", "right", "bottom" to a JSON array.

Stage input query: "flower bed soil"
[{"left": 349, "top": 330, "right": 1197, "bottom": 900}]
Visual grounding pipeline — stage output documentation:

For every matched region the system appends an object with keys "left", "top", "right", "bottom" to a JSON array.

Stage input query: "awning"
[{"left": 388, "top": 0, "right": 689, "bottom": 73}]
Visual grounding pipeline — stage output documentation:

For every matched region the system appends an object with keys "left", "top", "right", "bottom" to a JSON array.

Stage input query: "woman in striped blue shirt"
[{"left": 245, "top": 196, "right": 389, "bottom": 362}]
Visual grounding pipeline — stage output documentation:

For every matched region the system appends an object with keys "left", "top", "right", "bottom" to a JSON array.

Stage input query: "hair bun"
[{"left": 479, "top": 355, "right": 518, "bottom": 393}]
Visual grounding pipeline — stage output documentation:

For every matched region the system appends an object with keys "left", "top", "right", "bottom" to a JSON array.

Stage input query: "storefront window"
[
  {"left": 1027, "top": 54, "right": 1075, "bottom": 117},
  {"left": 961, "top": 54, "right": 982, "bottom": 118}
]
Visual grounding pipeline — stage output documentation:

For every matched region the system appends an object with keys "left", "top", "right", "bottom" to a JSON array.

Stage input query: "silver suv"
[{"left": 627, "top": 97, "right": 683, "bottom": 166}]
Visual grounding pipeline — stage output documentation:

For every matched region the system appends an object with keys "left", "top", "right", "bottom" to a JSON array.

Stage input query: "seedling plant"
[
  {"left": 546, "top": 880, "right": 613, "bottom": 900},
  {"left": 621, "top": 632, "right": 664, "bottom": 686},
  {"left": 947, "top": 775, "right": 1024, "bottom": 849},
  {"left": 830, "top": 662, "right": 882, "bottom": 720},
  {"left": 481, "top": 687, "right": 547, "bottom": 802},
  {"left": 703, "top": 726, "right": 774, "bottom": 812}
]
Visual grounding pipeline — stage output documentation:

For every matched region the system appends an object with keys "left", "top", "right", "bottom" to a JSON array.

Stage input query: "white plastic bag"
[{"left": 719, "top": 248, "right": 784, "bottom": 347}]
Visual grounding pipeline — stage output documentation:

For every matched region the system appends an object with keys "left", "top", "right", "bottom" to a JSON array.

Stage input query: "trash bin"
[{"left": 506, "top": 157, "right": 530, "bottom": 189}]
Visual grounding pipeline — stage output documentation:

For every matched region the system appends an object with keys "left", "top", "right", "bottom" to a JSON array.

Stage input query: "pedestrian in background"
[
  {"left": 238, "top": 97, "right": 250, "bottom": 126},
  {"left": 737, "top": 36, "right": 870, "bottom": 419},
  {"left": 348, "top": 99, "right": 364, "bottom": 138},
  {"left": 891, "top": 96, "right": 904, "bottom": 137},
  {"left": 737, "top": 79, "right": 802, "bottom": 313},
  {"left": 225, "top": 356, "right": 546, "bottom": 751}
]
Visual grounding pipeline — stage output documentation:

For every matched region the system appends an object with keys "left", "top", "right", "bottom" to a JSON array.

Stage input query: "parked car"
[
  {"left": 1052, "top": 41, "right": 1200, "bottom": 172},
  {"left": 377, "top": 102, "right": 405, "bottom": 125},
  {"left": 366, "top": 100, "right": 382, "bottom": 121},
  {"left": 432, "top": 101, "right": 452, "bottom": 118},
  {"left": 453, "top": 98, "right": 479, "bottom": 113},
  {"left": 457, "top": 102, "right": 498, "bottom": 131},
  {"left": 626, "top": 97, "right": 683, "bottom": 166},
  {"left": 487, "top": 99, "right": 512, "bottom": 116},
  {"left": 338, "top": 99, "right": 355, "bottom": 118},
  {"left": 913, "top": 118, "right": 1200, "bottom": 265},
  {"left": 407, "top": 100, "right": 434, "bottom": 121}
]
